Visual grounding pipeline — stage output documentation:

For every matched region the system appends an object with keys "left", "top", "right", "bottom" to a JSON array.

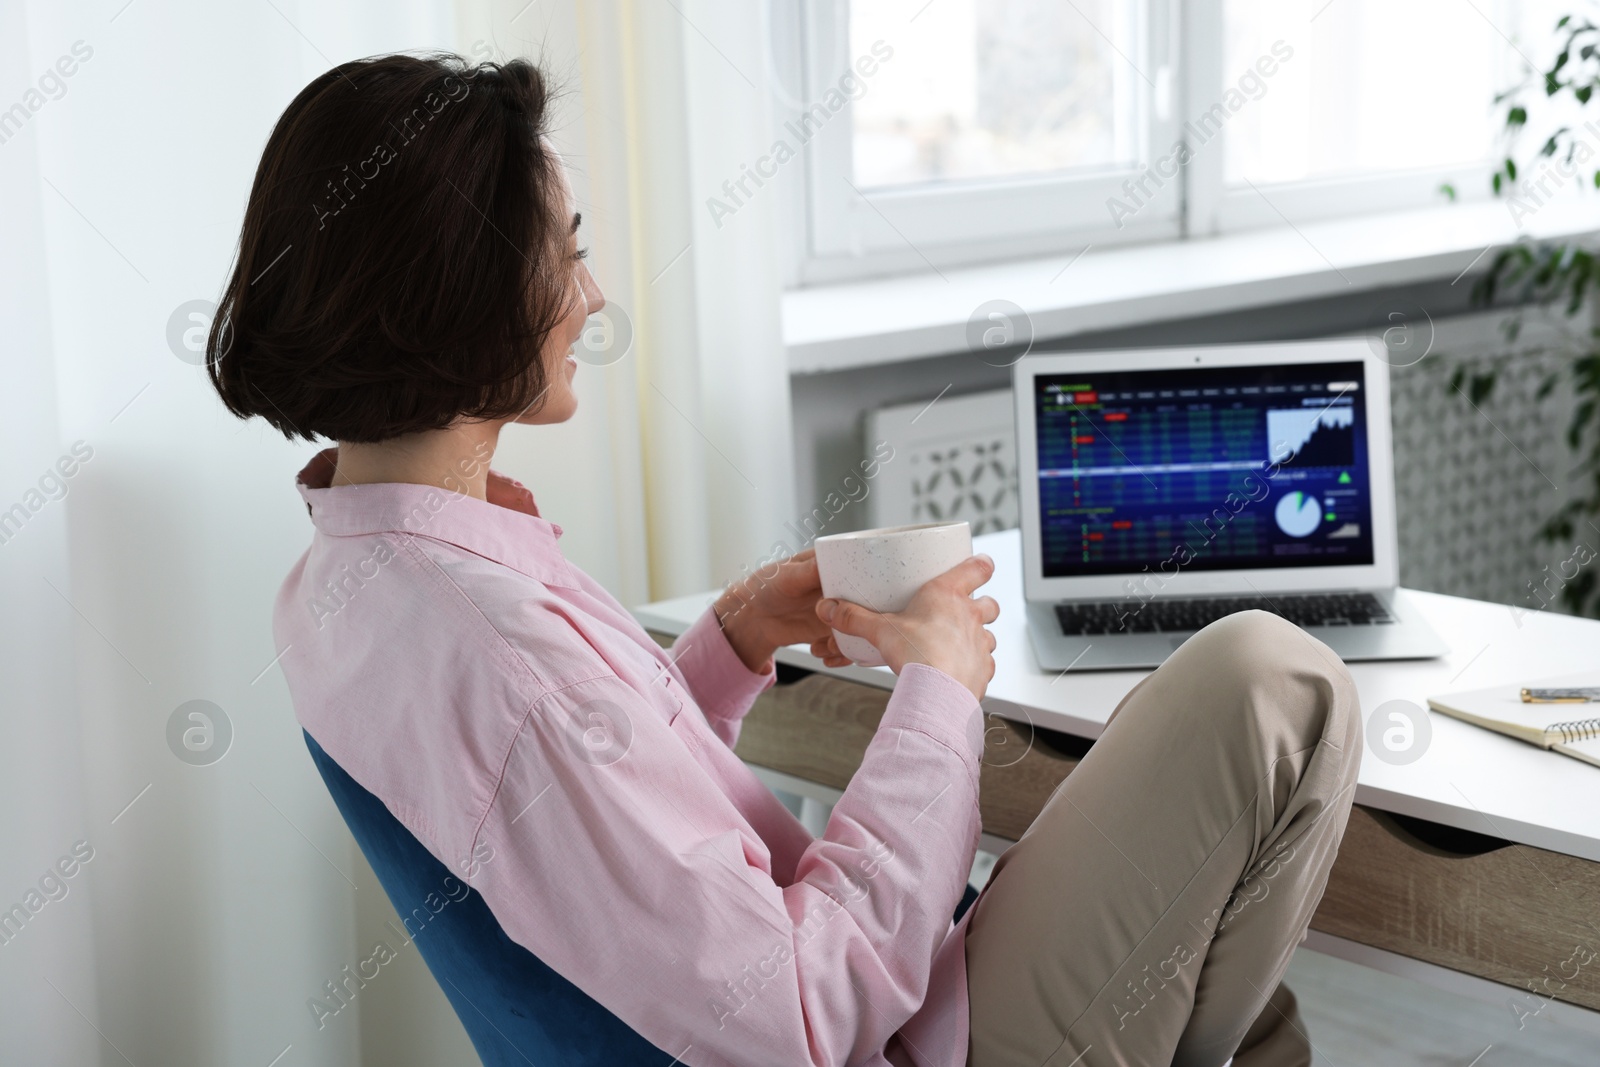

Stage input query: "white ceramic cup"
[{"left": 812, "top": 521, "right": 974, "bottom": 667}]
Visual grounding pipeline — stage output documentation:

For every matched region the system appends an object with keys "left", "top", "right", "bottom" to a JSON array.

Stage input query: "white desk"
[{"left": 637, "top": 528, "right": 1600, "bottom": 865}]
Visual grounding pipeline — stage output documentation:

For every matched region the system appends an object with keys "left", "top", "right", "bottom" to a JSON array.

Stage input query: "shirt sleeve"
[
  {"left": 467, "top": 662, "right": 983, "bottom": 1067},
  {"left": 667, "top": 605, "right": 777, "bottom": 748}
]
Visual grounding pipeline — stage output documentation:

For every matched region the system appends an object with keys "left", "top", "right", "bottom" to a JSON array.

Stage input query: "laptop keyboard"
[{"left": 1055, "top": 592, "right": 1394, "bottom": 636}]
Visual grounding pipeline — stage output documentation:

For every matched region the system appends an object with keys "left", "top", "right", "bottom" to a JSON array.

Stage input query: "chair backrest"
[{"left": 304, "top": 730, "right": 676, "bottom": 1067}]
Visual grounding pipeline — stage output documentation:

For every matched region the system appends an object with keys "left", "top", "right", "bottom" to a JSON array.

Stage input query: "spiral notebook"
[{"left": 1427, "top": 674, "right": 1600, "bottom": 770}]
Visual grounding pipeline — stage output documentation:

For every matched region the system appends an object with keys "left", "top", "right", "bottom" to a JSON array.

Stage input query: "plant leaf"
[
  {"left": 1571, "top": 399, "right": 1595, "bottom": 450},
  {"left": 1470, "top": 371, "right": 1498, "bottom": 406}
]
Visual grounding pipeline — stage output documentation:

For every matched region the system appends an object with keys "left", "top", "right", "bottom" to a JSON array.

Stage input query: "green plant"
[{"left": 1468, "top": 11, "right": 1600, "bottom": 617}]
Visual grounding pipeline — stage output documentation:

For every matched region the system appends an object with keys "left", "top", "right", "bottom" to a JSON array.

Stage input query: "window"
[
  {"left": 1190, "top": 0, "right": 1547, "bottom": 233},
  {"left": 799, "top": 0, "right": 1180, "bottom": 281},
  {"left": 848, "top": 0, "right": 1143, "bottom": 188},
  {"left": 793, "top": 0, "right": 1558, "bottom": 282},
  {"left": 1222, "top": 2, "right": 1499, "bottom": 185}
]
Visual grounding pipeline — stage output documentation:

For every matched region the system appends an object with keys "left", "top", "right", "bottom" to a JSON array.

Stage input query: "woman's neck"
[{"left": 333, "top": 420, "right": 506, "bottom": 501}]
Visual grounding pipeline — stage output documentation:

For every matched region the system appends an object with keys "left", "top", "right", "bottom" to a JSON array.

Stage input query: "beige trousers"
[{"left": 965, "top": 610, "right": 1362, "bottom": 1067}]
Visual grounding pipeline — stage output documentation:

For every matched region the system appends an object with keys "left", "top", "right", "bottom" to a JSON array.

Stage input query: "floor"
[{"left": 1286, "top": 949, "right": 1596, "bottom": 1067}]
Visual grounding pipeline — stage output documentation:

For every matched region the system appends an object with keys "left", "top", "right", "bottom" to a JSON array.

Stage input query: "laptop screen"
[{"left": 1033, "top": 360, "right": 1376, "bottom": 578}]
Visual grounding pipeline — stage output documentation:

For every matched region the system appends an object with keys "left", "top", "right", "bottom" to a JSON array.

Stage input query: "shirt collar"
[{"left": 293, "top": 447, "right": 577, "bottom": 589}]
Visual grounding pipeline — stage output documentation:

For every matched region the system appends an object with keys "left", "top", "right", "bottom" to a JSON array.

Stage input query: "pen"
[{"left": 1521, "top": 687, "right": 1600, "bottom": 703}]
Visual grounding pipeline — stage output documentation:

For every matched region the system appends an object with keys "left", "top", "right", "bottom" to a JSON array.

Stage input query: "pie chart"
[{"left": 1274, "top": 491, "right": 1322, "bottom": 538}]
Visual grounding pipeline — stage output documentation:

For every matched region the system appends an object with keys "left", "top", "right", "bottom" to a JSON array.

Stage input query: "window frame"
[
  {"left": 796, "top": 0, "right": 1183, "bottom": 284},
  {"left": 794, "top": 0, "right": 1521, "bottom": 284},
  {"left": 1179, "top": 0, "right": 1509, "bottom": 237}
]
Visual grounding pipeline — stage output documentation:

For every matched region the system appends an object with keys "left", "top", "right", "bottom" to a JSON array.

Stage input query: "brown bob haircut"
[{"left": 207, "top": 52, "right": 574, "bottom": 443}]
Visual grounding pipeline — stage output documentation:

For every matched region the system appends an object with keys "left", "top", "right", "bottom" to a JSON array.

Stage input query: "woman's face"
[{"left": 516, "top": 164, "right": 604, "bottom": 426}]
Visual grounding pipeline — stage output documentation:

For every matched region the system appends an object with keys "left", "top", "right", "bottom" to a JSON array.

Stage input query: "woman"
[{"left": 209, "top": 53, "right": 1360, "bottom": 1067}]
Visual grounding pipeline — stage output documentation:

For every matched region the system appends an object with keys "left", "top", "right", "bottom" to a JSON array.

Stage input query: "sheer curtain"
[
  {"left": 1, "top": 0, "right": 791, "bottom": 1062},
  {"left": 494, "top": 0, "right": 795, "bottom": 605}
]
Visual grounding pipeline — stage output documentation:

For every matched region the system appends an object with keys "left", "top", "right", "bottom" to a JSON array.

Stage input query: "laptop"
[{"left": 1014, "top": 339, "right": 1449, "bottom": 671}]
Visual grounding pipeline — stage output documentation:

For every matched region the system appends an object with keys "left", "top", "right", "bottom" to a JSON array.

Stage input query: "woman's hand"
[
  {"left": 713, "top": 548, "right": 854, "bottom": 672},
  {"left": 815, "top": 555, "right": 1000, "bottom": 701}
]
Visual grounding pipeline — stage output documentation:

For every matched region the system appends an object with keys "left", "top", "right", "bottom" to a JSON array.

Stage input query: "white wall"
[
  {"left": 0, "top": 4, "right": 101, "bottom": 1060},
  {"left": 2, "top": 2, "right": 478, "bottom": 1064}
]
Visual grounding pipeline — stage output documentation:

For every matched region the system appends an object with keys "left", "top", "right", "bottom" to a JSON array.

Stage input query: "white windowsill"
[{"left": 781, "top": 200, "right": 1600, "bottom": 375}]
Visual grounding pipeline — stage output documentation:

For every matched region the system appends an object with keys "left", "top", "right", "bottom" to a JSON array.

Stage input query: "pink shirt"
[{"left": 275, "top": 449, "right": 984, "bottom": 1067}]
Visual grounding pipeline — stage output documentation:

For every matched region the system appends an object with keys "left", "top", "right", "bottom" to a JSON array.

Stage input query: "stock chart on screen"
[{"left": 1034, "top": 361, "right": 1376, "bottom": 577}]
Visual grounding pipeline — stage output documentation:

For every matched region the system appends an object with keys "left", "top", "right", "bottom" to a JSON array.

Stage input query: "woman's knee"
[{"left": 1169, "top": 609, "right": 1360, "bottom": 757}]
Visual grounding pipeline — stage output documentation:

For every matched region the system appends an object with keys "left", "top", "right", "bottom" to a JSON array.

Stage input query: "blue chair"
[{"left": 305, "top": 729, "right": 979, "bottom": 1066}]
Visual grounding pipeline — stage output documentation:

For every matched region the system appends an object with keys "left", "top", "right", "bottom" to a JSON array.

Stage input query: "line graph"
[{"left": 1266, "top": 405, "right": 1355, "bottom": 467}]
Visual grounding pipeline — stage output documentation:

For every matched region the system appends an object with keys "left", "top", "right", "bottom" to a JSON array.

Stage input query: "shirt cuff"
[
  {"left": 669, "top": 605, "right": 777, "bottom": 723},
  {"left": 879, "top": 662, "right": 985, "bottom": 775}
]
